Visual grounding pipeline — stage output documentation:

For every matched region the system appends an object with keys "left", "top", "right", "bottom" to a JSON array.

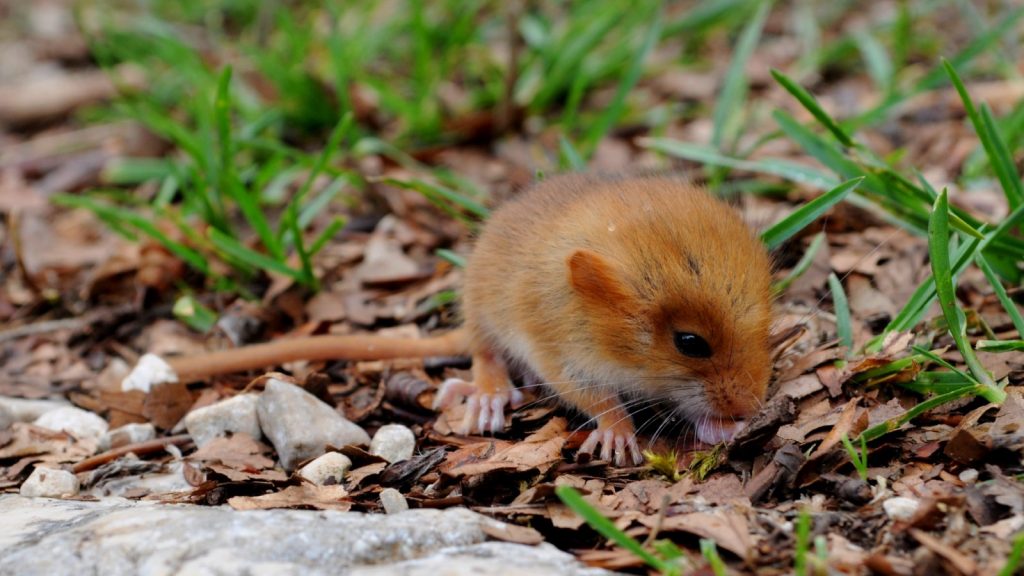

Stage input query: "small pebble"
[
  {"left": 370, "top": 424, "right": 416, "bottom": 464},
  {"left": 34, "top": 406, "right": 108, "bottom": 442},
  {"left": 122, "top": 353, "right": 179, "bottom": 393},
  {"left": 379, "top": 488, "right": 409, "bottom": 514},
  {"left": 20, "top": 466, "right": 80, "bottom": 498},
  {"left": 882, "top": 496, "right": 920, "bottom": 522},
  {"left": 184, "top": 394, "right": 262, "bottom": 448},
  {"left": 958, "top": 468, "right": 979, "bottom": 483},
  {"left": 297, "top": 452, "right": 352, "bottom": 486},
  {"left": 99, "top": 423, "right": 157, "bottom": 451}
]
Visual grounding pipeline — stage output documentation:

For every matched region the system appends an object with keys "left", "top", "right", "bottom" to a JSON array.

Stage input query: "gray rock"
[
  {"left": 0, "top": 396, "right": 71, "bottom": 423},
  {"left": 350, "top": 542, "right": 610, "bottom": 576},
  {"left": 19, "top": 467, "right": 79, "bottom": 498},
  {"left": 379, "top": 487, "right": 409, "bottom": 514},
  {"left": 257, "top": 379, "right": 370, "bottom": 470},
  {"left": 99, "top": 423, "right": 156, "bottom": 451},
  {"left": 184, "top": 394, "right": 261, "bottom": 448},
  {"left": 297, "top": 452, "right": 352, "bottom": 486},
  {"left": 370, "top": 424, "right": 416, "bottom": 463},
  {"left": 0, "top": 495, "right": 610, "bottom": 576},
  {"left": 33, "top": 406, "right": 108, "bottom": 442}
]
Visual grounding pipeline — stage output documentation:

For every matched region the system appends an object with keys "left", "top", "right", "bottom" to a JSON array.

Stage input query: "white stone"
[
  {"left": 257, "top": 379, "right": 370, "bottom": 470},
  {"left": 184, "top": 394, "right": 261, "bottom": 448},
  {"left": 370, "top": 424, "right": 416, "bottom": 463},
  {"left": 34, "top": 406, "right": 108, "bottom": 442},
  {"left": 121, "top": 353, "right": 178, "bottom": 393},
  {"left": 882, "top": 496, "right": 920, "bottom": 522},
  {"left": 20, "top": 467, "right": 79, "bottom": 498},
  {"left": 297, "top": 452, "right": 352, "bottom": 486},
  {"left": 379, "top": 488, "right": 409, "bottom": 514},
  {"left": 958, "top": 468, "right": 979, "bottom": 483},
  {"left": 99, "top": 423, "right": 156, "bottom": 451},
  {"left": 0, "top": 396, "right": 71, "bottom": 423}
]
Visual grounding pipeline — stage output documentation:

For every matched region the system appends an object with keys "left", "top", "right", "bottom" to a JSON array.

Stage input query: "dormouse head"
[{"left": 564, "top": 188, "right": 774, "bottom": 426}]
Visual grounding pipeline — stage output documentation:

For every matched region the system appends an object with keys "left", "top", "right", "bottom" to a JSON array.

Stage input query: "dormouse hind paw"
[{"left": 434, "top": 378, "right": 524, "bottom": 435}]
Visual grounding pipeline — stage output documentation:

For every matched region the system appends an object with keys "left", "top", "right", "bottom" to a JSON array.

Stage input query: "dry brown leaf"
[
  {"left": 643, "top": 509, "right": 753, "bottom": 558},
  {"left": 442, "top": 418, "right": 567, "bottom": 477},
  {"left": 227, "top": 484, "right": 351, "bottom": 511}
]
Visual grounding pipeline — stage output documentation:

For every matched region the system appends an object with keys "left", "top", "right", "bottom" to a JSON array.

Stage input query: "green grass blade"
[
  {"left": 559, "top": 136, "right": 586, "bottom": 171},
  {"left": 771, "top": 69, "right": 854, "bottom": 147},
  {"left": 711, "top": 0, "right": 771, "bottom": 150},
  {"left": 859, "top": 385, "right": 986, "bottom": 442},
  {"left": 976, "top": 254, "right": 1024, "bottom": 337},
  {"left": 773, "top": 232, "right": 825, "bottom": 295},
  {"left": 794, "top": 507, "right": 811, "bottom": 576},
  {"left": 852, "top": 29, "right": 893, "bottom": 94},
  {"left": 307, "top": 216, "right": 346, "bottom": 258},
  {"left": 761, "top": 177, "right": 862, "bottom": 249},
  {"left": 214, "top": 66, "right": 282, "bottom": 260},
  {"left": 436, "top": 248, "right": 467, "bottom": 268},
  {"left": 376, "top": 177, "right": 490, "bottom": 219},
  {"left": 581, "top": 6, "right": 662, "bottom": 157},
  {"left": 999, "top": 532, "right": 1024, "bottom": 576},
  {"left": 208, "top": 228, "right": 305, "bottom": 282},
  {"left": 828, "top": 273, "right": 853, "bottom": 351},
  {"left": 53, "top": 194, "right": 211, "bottom": 275},
  {"left": 928, "top": 190, "right": 1002, "bottom": 399},
  {"left": 700, "top": 539, "right": 727, "bottom": 576},
  {"left": 640, "top": 138, "right": 839, "bottom": 189},
  {"left": 554, "top": 486, "right": 669, "bottom": 573},
  {"left": 976, "top": 340, "right": 1024, "bottom": 353},
  {"left": 943, "top": 59, "right": 1024, "bottom": 209}
]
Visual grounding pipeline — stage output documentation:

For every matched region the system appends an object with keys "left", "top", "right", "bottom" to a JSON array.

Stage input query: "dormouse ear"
[{"left": 567, "top": 250, "right": 634, "bottom": 309}]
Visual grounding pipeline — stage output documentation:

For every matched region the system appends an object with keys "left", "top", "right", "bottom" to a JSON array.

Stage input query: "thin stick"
[{"left": 72, "top": 434, "right": 193, "bottom": 473}]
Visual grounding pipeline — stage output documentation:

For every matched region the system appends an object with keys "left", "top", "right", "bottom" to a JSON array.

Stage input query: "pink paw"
[
  {"left": 433, "top": 378, "right": 524, "bottom": 435},
  {"left": 579, "top": 427, "right": 643, "bottom": 467}
]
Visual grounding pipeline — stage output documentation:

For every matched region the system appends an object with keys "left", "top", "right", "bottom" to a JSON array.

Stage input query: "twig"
[{"left": 72, "top": 434, "right": 193, "bottom": 473}]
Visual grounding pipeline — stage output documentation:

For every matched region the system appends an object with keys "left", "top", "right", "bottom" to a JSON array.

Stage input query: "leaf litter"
[{"left": 0, "top": 1, "right": 1023, "bottom": 574}]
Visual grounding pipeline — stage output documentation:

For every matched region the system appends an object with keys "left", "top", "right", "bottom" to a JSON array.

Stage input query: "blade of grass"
[
  {"left": 375, "top": 176, "right": 490, "bottom": 220},
  {"left": 943, "top": 59, "right": 1024, "bottom": 209},
  {"left": 773, "top": 232, "right": 826, "bottom": 295},
  {"left": 214, "top": 66, "right": 281, "bottom": 260},
  {"left": 580, "top": 5, "right": 662, "bottom": 157},
  {"left": 640, "top": 137, "right": 839, "bottom": 189},
  {"left": 828, "top": 273, "right": 853, "bottom": 351},
  {"left": 554, "top": 485, "right": 670, "bottom": 573},
  {"left": 771, "top": 68, "right": 854, "bottom": 147},
  {"left": 761, "top": 177, "right": 862, "bottom": 249},
  {"left": 54, "top": 194, "right": 211, "bottom": 275},
  {"left": 858, "top": 384, "right": 988, "bottom": 442},
  {"left": 976, "top": 340, "right": 1024, "bottom": 352},
  {"left": 307, "top": 216, "right": 346, "bottom": 258},
  {"left": 711, "top": 0, "right": 771, "bottom": 150},
  {"left": 928, "top": 190, "right": 1003, "bottom": 400},
  {"left": 976, "top": 254, "right": 1024, "bottom": 336},
  {"left": 436, "top": 248, "right": 467, "bottom": 268},
  {"left": 208, "top": 228, "right": 305, "bottom": 283}
]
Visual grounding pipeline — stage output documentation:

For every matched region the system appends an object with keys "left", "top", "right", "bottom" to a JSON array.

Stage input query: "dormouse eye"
[{"left": 673, "top": 331, "right": 712, "bottom": 358}]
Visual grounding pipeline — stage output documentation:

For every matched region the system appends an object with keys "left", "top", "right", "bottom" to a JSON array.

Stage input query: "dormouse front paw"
[{"left": 578, "top": 423, "right": 643, "bottom": 467}]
